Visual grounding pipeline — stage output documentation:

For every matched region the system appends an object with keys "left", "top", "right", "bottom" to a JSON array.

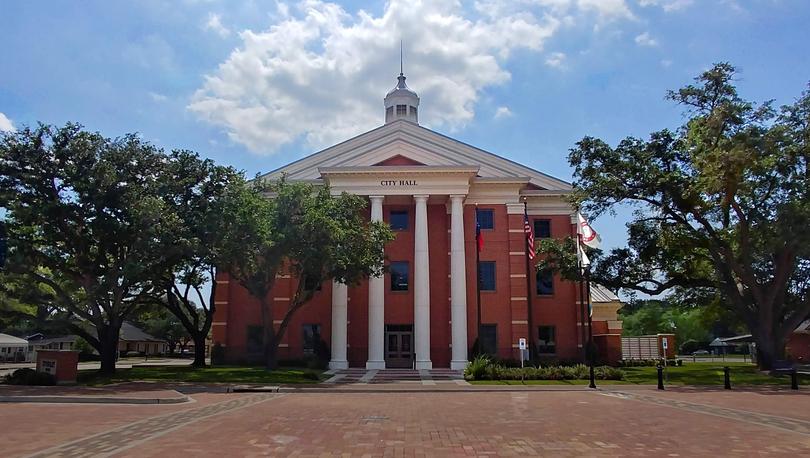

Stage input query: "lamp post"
[{"left": 585, "top": 266, "right": 596, "bottom": 389}]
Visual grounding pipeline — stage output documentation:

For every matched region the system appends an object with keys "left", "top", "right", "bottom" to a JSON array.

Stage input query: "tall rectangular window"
[
  {"left": 480, "top": 324, "right": 497, "bottom": 355},
  {"left": 537, "top": 326, "right": 556, "bottom": 354},
  {"left": 477, "top": 209, "right": 494, "bottom": 230},
  {"left": 246, "top": 325, "right": 263, "bottom": 354},
  {"left": 390, "top": 261, "right": 409, "bottom": 291},
  {"left": 478, "top": 261, "right": 496, "bottom": 291},
  {"left": 533, "top": 219, "right": 551, "bottom": 238},
  {"left": 389, "top": 210, "right": 408, "bottom": 231},
  {"left": 536, "top": 269, "right": 554, "bottom": 295},
  {"left": 302, "top": 324, "right": 321, "bottom": 355}
]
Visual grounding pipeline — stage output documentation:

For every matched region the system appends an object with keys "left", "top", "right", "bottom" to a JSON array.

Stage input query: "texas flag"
[{"left": 577, "top": 212, "right": 601, "bottom": 249}]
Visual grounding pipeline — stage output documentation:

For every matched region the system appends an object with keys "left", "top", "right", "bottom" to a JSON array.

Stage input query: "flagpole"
[
  {"left": 523, "top": 198, "right": 534, "bottom": 362},
  {"left": 579, "top": 260, "right": 587, "bottom": 361},
  {"left": 475, "top": 204, "right": 482, "bottom": 356},
  {"left": 585, "top": 265, "right": 596, "bottom": 389},
  {"left": 575, "top": 213, "right": 587, "bottom": 362}
]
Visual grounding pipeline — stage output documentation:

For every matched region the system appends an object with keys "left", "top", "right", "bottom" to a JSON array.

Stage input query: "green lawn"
[
  {"left": 77, "top": 365, "right": 325, "bottom": 386},
  {"left": 471, "top": 362, "right": 810, "bottom": 386}
]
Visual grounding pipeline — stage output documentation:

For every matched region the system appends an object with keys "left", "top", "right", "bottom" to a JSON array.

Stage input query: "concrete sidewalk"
[{"left": 0, "top": 382, "right": 190, "bottom": 404}]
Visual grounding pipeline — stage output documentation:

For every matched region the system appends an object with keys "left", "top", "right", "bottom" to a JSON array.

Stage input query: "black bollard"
[
  {"left": 657, "top": 365, "right": 664, "bottom": 390},
  {"left": 723, "top": 366, "right": 731, "bottom": 390},
  {"left": 791, "top": 369, "right": 799, "bottom": 390}
]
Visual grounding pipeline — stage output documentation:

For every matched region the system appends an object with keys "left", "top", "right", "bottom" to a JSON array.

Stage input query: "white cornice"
[
  {"left": 258, "top": 120, "right": 572, "bottom": 191},
  {"left": 319, "top": 165, "right": 479, "bottom": 176}
]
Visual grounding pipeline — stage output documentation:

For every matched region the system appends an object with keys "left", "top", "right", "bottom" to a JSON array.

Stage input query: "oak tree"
[{"left": 537, "top": 64, "right": 810, "bottom": 369}]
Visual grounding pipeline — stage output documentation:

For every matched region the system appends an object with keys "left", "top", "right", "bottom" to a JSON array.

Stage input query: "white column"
[
  {"left": 366, "top": 195, "right": 386, "bottom": 369},
  {"left": 449, "top": 195, "right": 468, "bottom": 370},
  {"left": 329, "top": 281, "right": 348, "bottom": 370},
  {"left": 413, "top": 194, "right": 432, "bottom": 369}
]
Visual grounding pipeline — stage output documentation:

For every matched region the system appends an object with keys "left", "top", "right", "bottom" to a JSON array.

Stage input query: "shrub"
[
  {"left": 594, "top": 366, "right": 625, "bottom": 380},
  {"left": 305, "top": 357, "right": 328, "bottom": 371},
  {"left": 302, "top": 371, "right": 320, "bottom": 381},
  {"left": 3, "top": 368, "right": 56, "bottom": 386},
  {"left": 464, "top": 354, "right": 491, "bottom": 380}
]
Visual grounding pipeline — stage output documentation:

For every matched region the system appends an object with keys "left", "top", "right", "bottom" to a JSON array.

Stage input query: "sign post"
[
  {"left": 518, "top": 338, "right": 527, "bottom": 369},
  {"left": 662, "top": 337, "right": 669, "bottom": 383}
]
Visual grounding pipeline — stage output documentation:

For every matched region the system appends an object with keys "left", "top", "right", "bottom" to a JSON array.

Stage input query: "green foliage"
[
  {"left": 149, "top": 150, "right": 245, "bottom": 366},
  {"left": 3, "top": 368, "right": 56, "bottom": 386},
  {"left": 0, "top": 124, "right": 179, "bottom": 373},
  {"left": 219, "top": 178, "right": 394, "bottom": 368},
  {"left": 463, "top": 357, "right": 624, "bottom": 381},
  {"left": 537, "top": 64, "right": 810, "bottom": 369},
  {"left": 464, "top": 354, "right": 491, "bottom": 380}
]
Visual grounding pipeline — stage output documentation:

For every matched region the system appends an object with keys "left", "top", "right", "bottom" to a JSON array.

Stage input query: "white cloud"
[
  {"left": 494, "top": 106, "right": 513, "bottom": 119},
  {"left": 204, "top": 12, "right": 230, "bottom": 37},
  {"left": 545, "top": 51, "right": 567, "bottom": 68},
  {"left": 635, "top": 31, "right": 658, "bottom": 46},
  {"left": 660, "top": 59, "right": 673, "bottom": 68},
  {"left": 189, "top": 0, "right": 637, "bottom": 155},
  {"left": 148, "top": 92, "right": 169, "bottom": 102},
  {"left": 0, "top": 112, "right": 14, "bottom": 132},
  {"left": 637, "top": 0, "right": 692, "bottom": 12}
]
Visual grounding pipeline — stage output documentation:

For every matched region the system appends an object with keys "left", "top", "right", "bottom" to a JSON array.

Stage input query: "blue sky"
[{"left": 2, "top": 0, "right": 809, "bottom": 253}]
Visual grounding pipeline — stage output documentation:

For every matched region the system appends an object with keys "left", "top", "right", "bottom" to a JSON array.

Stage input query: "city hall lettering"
[
  {"left": 212, "top": 69, "right": 623, "bottom": 370},
  {"left": 380, "top": 179, "right": 417, "bottom": 186}
]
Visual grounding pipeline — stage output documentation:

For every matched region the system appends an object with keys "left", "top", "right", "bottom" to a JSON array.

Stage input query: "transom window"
[
  {"left": 477, "top": 209, "right": 494, "bottom": 230},
  {"left": 478, "top": 261, "right": 496, "bottom": 291},
  {"left": 390, "top": 210, "right": 408, "bottom": 231},
  {"left": 390, "top": 261, "right": 409, "bottom": 291},
  {"left": 533, "top": 219, "right": 551, "bottom": 238}
]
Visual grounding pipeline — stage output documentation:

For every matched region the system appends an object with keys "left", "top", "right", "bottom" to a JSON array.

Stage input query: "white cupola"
[{"left": 384, "top": 67, "right": 419, "bottom": 124}]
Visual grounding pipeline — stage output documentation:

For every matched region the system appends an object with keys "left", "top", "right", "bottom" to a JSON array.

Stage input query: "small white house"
[{"left": 0, "top": 333, "right": 29, "bottom": 363}]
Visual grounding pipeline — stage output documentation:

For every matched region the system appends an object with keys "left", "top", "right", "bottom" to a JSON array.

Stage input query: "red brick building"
[{"left": 212, "top": 71, "right": 620, "bottom": 369}]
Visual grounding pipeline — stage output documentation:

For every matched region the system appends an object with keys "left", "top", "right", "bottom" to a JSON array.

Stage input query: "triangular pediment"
[
  {"left": 260, "top": 120, "right": 571, "bottom": 191},
  {"left": 372, "top": 155, "right": 426, "bottom": 166}
]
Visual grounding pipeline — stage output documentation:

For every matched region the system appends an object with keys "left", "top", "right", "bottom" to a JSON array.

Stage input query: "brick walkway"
[
  {"left": 5, "top": 389, "right": 810, "bottom": 457},
  {"left": 24, "top": 393, "right": 282, "bottom": 457}
]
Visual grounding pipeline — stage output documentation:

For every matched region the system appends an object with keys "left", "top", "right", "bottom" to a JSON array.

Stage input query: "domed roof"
[{"left": 386, "top": 73, "right": 418, "bottom": 98}]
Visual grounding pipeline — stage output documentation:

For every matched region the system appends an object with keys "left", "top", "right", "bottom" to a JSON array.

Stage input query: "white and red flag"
[{"left": 577, "top": 212, "right": 601, "bottom": 249}]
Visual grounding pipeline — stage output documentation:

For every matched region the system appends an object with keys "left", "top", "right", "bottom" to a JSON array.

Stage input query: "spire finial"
[{"left": 400, "top": 39, "right": 403, "bottom": 75}]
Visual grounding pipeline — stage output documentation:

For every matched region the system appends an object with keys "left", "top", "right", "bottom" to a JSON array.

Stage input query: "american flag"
[{"left": 524, "top": 210, "right": 535, "bottom": 260}]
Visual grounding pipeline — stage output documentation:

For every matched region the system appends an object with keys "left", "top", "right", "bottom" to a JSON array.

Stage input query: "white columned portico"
[
  {"left": 413, "top": 194, "right": 432, "bottom": 369},
  {"left": 449, "top": 195, "right": 468, "bottom": 370},
  {"left": 329, "top": 281, "right": 348, "bottom": 370},
  {"left": 366, "top": 195, "right": 386, "bottom": 369}
]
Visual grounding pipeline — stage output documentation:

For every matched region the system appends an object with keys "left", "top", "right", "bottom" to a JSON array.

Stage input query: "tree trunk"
[
  {"left": 751, "top": 323, "right": 787, "bottom": 371},
  {"left": 258, "top": 296, "right": 278, "bottom": 370},
  {"left": 97, "top": 325, "right": 121, "bottom": 375},
  {"left": 192, "top": 334, "right": 207, "bottom": 368}
]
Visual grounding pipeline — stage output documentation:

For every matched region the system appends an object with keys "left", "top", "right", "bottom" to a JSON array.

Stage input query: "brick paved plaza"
[{"left": 2, "top": 387, "right": 810, "bottom": 457}]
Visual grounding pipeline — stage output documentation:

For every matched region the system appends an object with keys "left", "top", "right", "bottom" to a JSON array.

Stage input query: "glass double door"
[{"left": 385, "top": 324, "right": 413, "bottom": 368}]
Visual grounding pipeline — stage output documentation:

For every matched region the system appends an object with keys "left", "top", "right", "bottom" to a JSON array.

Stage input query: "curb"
[
  {"left": 230, "top": 385, "right": 599, "bottom": 394},
  {"left": 0, "top": 390, "right": 190, "bottom": 405}
]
